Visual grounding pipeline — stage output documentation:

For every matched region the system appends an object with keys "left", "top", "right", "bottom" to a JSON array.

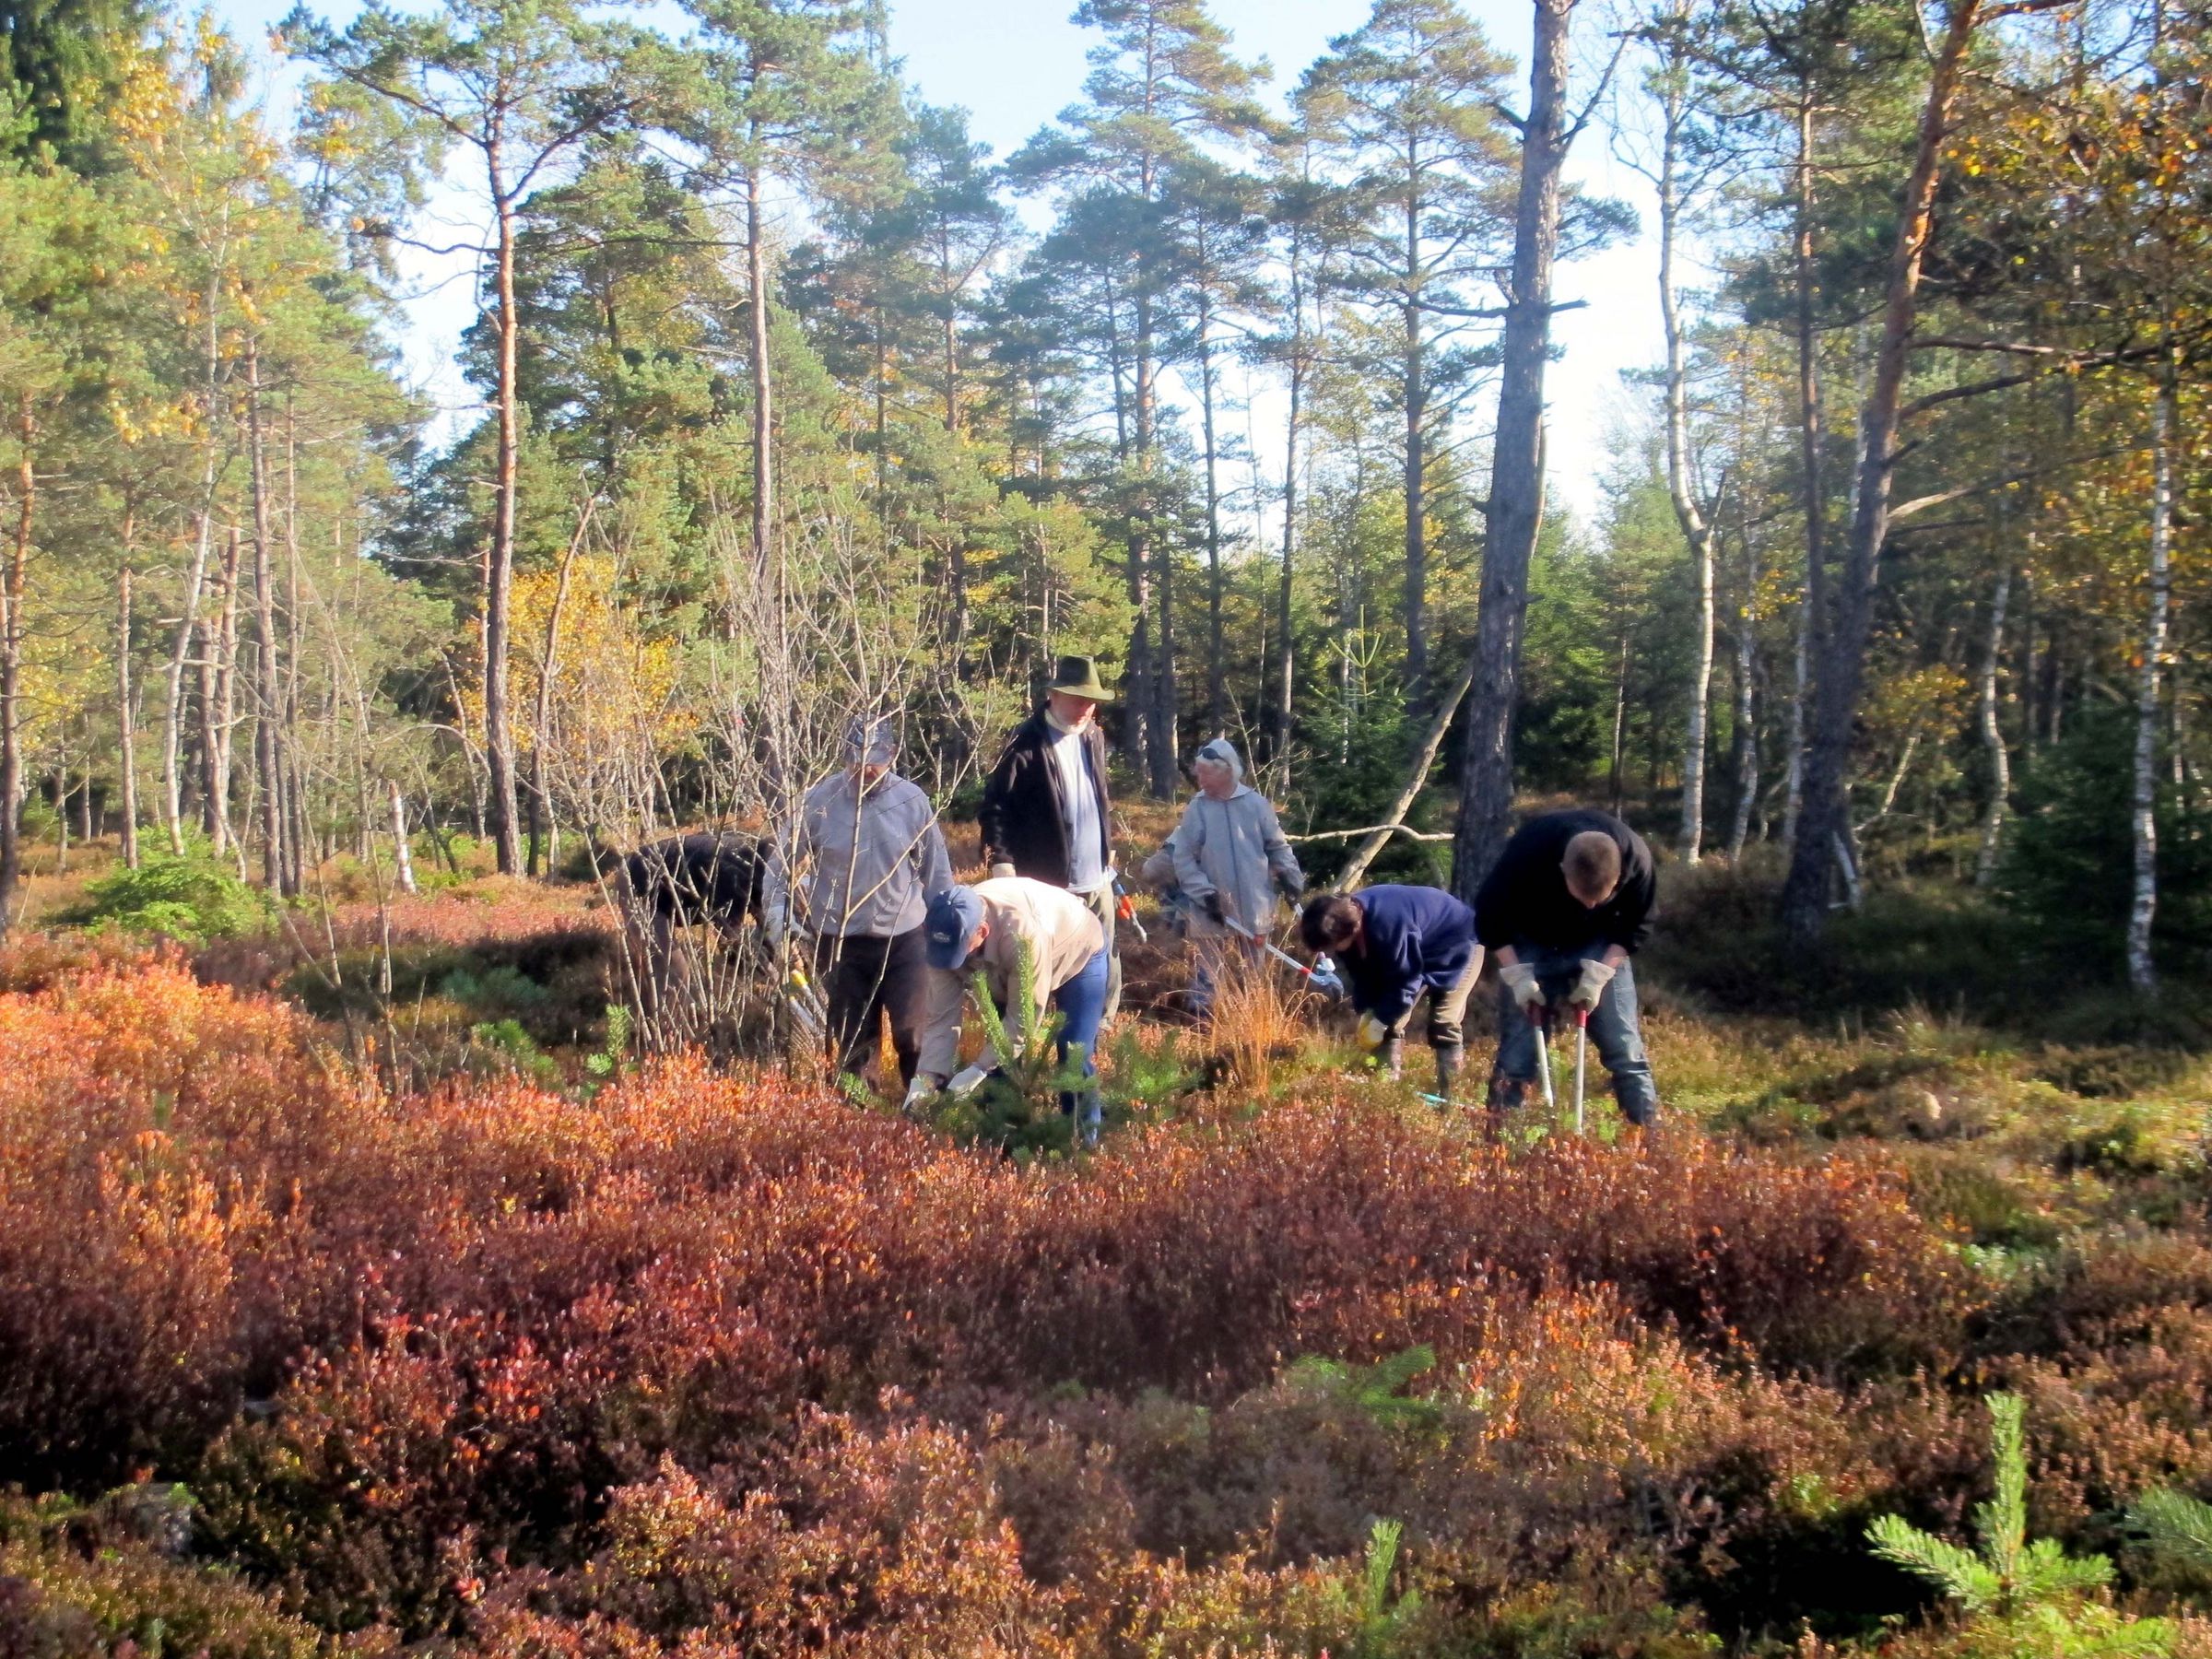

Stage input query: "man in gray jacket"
[
  {"left": 1171, "top": 738, "right": 1303, "bottom": 1019},
  {"left": 763, "top": 717, "right": 952, "bottom": 1089}
]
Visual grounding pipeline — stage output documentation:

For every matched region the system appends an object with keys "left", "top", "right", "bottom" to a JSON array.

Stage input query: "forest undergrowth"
[{"left": 6, "top": 855, "right": 2212, "bottom": 1657}]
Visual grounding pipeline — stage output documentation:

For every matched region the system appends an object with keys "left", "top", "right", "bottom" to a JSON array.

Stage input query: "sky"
[{"left": 226, "top": 0, "right": 1685, "bottom": 527}]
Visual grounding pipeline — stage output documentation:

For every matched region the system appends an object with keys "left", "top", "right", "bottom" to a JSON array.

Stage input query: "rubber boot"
[
  {"left": 1434, "top": 1043, "right": 1465, "bottom": 1102},
  {"left": 1487, "top": 1072, "right": 1531, "bottom": 1116},
  {"left": 1376, "top": 1035, "right": 1404, "bottom": 1078}
]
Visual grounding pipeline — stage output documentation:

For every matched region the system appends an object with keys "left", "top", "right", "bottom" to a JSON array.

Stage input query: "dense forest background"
[{"left": 0, "top": 0, "right": 2206, "bottom": 987}]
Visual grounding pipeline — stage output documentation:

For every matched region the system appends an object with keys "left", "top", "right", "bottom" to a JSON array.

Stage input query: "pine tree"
[{"left": 1011, "top": 0, "right": 1267, "bottom": 794}]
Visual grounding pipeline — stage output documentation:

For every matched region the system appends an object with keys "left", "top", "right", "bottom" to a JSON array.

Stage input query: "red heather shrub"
[{"left": 0, "top": 949, "right": 1986, "bottom": 1641}]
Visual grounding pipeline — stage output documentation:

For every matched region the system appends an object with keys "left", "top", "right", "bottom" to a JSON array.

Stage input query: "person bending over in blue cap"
[
  {"left": 1300, "top": 885, "right": 1482, "bottom": 1100},
  {"left": 908, "top": 875, "right": 1111, "bottom": 1142}
]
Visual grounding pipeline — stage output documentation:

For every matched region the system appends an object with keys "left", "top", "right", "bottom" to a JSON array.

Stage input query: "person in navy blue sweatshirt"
[
  {"left": 1472, "top": 807, "right": 1659, "bottom": 1126},
  {"left": 1300, "top": 885, "right": 1483, "bottom": 1100}
]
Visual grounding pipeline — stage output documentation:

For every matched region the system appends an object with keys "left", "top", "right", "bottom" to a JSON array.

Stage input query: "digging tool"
[
  {"left": 1211, "top": 905, "right": 1333, "bottom": 986},
  {"left": 1572, "top": 1006, "right": 1590, "bottom": 1135},
  {"left": 1531, "top": 1004, "right": 1557, "bottom": 1115},
  {"left": 1113, "top": 878, "right": 1148, "bottom": 944}
]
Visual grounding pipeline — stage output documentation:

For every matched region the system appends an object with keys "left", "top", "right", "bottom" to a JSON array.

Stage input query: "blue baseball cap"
[{"left": 924, "top": 887, "right": 985, "bottom": 970}]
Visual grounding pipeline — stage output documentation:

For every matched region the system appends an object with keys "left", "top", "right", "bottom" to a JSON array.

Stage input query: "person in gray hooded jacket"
[{"left": 1171, "top": 737, "right": 1304, "bottom": 1018}]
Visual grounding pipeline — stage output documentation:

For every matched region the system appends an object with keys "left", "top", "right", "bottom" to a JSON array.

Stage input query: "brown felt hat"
[{"left": 1046, "top": 654, "right": 1114, "bottom": 702}]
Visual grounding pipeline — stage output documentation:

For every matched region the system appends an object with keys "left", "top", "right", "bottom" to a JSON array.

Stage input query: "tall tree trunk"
[
  {"left": 1973, "top": 565, "right": 2012, "bottom": 888},
  {"left": 392, "top": 782, "right": 418, "bottom": 895},
  {"left": 1608, "top": 634, "right": 1630, "bottom": 817},
  {"left": 1453, "top": 0, "right": 1574, "bottom": 898},
  {"left": 118, "top": 550, "right": 140, "bottom": 870},
  {"left": 1656, "top": 58, "right": 1717, "bottom": 863},
  {"left": 246, "top": 340, "right": 288, "bottom": 894},
  {"left": 211, "top": 527, "right": 241, "bottom": 857},
  {"left": 1402, "top": 259, "right": 1429, "bottom": 714},
  {"left": 164, "top": 477, "right": 217, "bottom": 853},
  {"left": 535, "top": 539, "right": 581, "bottom": 884},
  {"left": 1272, "top": 305, "right": 1303, "bottom": 771},
  {"left": 283, "top": 404, "right": 306, "bottom": 895},
  {"left": 747, "top": 152, "right": 774, "bottom": 577},
  {"left": 2126, "top": 370, "right": 2174, "bottom": 993},
  {"left": 1198, "top": 315, "right": 1226, "bottom": 735},
  {"left": 484, "top": 153, "right": 524, "bottom": 877},
  {"left": 1783, "top": 97, "right": 1826, "bottom": 849},
  {"left": 1727, "top": 515, "right": 1759, "bottom": 865},
  {"left": 1135, "top": 294, "right": 1176, "bottom": 794},
  {"left": 0, "top": 395, "right": 30, "bottom": 934},
  {"left": 1779, "top": 0, "right": 1991, "bottom": 945}
]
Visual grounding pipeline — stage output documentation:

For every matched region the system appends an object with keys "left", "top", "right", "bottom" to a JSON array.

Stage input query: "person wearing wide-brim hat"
[{"left": 978, "top": 653, "right": 1124, "bottom": 1021}]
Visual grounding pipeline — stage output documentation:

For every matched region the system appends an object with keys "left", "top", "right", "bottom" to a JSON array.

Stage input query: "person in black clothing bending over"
[{"left": 1473, "top": 807, "right": 1660, "bottom": 1127}]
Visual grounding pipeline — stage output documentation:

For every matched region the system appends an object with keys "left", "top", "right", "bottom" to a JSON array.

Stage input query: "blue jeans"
[
  {"left": 1493, "top": 942, "right": 1659, "bottom": 1126},
  {"left": 1053, "top": 947, "right": 1110, "bottom": 1133}
]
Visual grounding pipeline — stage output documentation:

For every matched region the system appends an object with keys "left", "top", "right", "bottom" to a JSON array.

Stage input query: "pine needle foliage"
[
  {"left": 933, "top": 936, "right": 1091, "bottom": 1157},
  {"left": 1866, "top": 1393, "right": 2171, "bottom": 1657},
  {"left": 2128, "top": 1488, "right": 2212, "bottom": 1587}
]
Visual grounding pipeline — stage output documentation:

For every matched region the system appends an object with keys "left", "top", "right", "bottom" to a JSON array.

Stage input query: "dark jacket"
[
  {"left": 1473, "top": 808, "right": 1657, "bottom": 954},
  {"left": 978, "top": 712, "right": 1112, "bottom": 887},
  {"left": 619, "top": 831, "right": 768, "bottom": 928},
  {"left": 1343, "top": 884, "right": 1479, "bottom": 1028}
]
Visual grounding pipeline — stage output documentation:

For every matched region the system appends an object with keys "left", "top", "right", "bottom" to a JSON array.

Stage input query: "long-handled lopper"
[
  {"left": 1168, "top": 895, "right": 1332, "bottom": 988},
  {"left": 1571, "top": 1006, "right": 1590, "bottom": 1135},
  {"left": 1530, "top": 1003, "right": 1557, "bottom": 1116},
  {"left": 1113, "top": 878, "right": 1148, "bottom": 944}
]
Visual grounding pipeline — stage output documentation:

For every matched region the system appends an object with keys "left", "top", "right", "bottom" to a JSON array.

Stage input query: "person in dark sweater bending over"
[
  {"left": 1300, "top": 885, "right": 1483, "bottom": 1100},
  {"left": 1473, "top": 807, "right": 1659, "bottom": 1127}
]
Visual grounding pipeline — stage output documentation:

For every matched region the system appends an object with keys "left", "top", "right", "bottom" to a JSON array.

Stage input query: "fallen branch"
[{"left": 1287, "top": 823, "right": 1453, "bottom": 844}]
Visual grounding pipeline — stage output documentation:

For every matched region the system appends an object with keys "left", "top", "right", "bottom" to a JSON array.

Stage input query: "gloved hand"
[
  {"left": 1277, "top": 871, "right": 1305, "bottom": 901},
  {"left": 1356, "top": 1014, "right": 1392, "bottom": 1053},
  {"left": 1306, "top": 970, "right": 1345, "bottom": 1001},
  {"left": 901, "top": 1075, "right": 937, "bottom": 1116},
  {"left": 1570, "top": 957, "right": 1617, "bottom": 1011},
  {"left": 1201, "top": 891, "right": 1225, "bottom": 924},
  {"left": 988, "top": 861, "right": 1016, "bottom": 880},
  {"left": 1500, "top": 960, "right": 1544, "bottom": 1013},
  {"left": 946, "top": 1063, "right": 994, "bottom": 1099},
  {"left": 761, "top": 902, "right": 789, "bottom": 949}
]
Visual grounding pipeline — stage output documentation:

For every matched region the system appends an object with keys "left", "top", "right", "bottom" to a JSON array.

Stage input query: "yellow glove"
[{"left": 1356, "top": 1014, "right": 1391, "bottom": 1052}]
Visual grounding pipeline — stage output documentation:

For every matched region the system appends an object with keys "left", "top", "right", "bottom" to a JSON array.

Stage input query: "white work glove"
[
  {"left": 901, "top": 1075, "right": 937, "bottom": 1116},
  {"left": 1570, "top": 957, "right": 1617, "bottom": 1011},
  {"left": 761, "top": 902, "right": 789, "bottom": 949},
  {"left": 1356, "top": 1014, "right": 1392, "bottom": 1053},
  {"left": 946, "top": 1063, "right": 994, "bottom": 1099},
  {"left": 988, "top": 862, "right": 1016, "bottom": 880},
  {"left": 1500, "top": 960, "right": 1544, "bottom": 1013}
]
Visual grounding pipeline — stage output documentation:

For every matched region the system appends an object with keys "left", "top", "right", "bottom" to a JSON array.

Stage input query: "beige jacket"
[{"left": 916, "top": 877, "right": 1104, "bottom": 1079}]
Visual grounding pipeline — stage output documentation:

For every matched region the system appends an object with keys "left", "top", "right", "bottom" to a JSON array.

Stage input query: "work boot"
[
  {"left": 1487, "top": 1072, "right": 1531, "bottom": 1116},
  {"left": 1433, "top": 1043, "right": 1465, "bottom": 1102},
  {"left": 1376, "top": 1035, "right": 1404, "bottom": 1078}
]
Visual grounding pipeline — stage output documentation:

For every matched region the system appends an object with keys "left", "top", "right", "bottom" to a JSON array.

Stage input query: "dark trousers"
[{"left": 813, "top": 925, "right": 929, "bottom": 1087}]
